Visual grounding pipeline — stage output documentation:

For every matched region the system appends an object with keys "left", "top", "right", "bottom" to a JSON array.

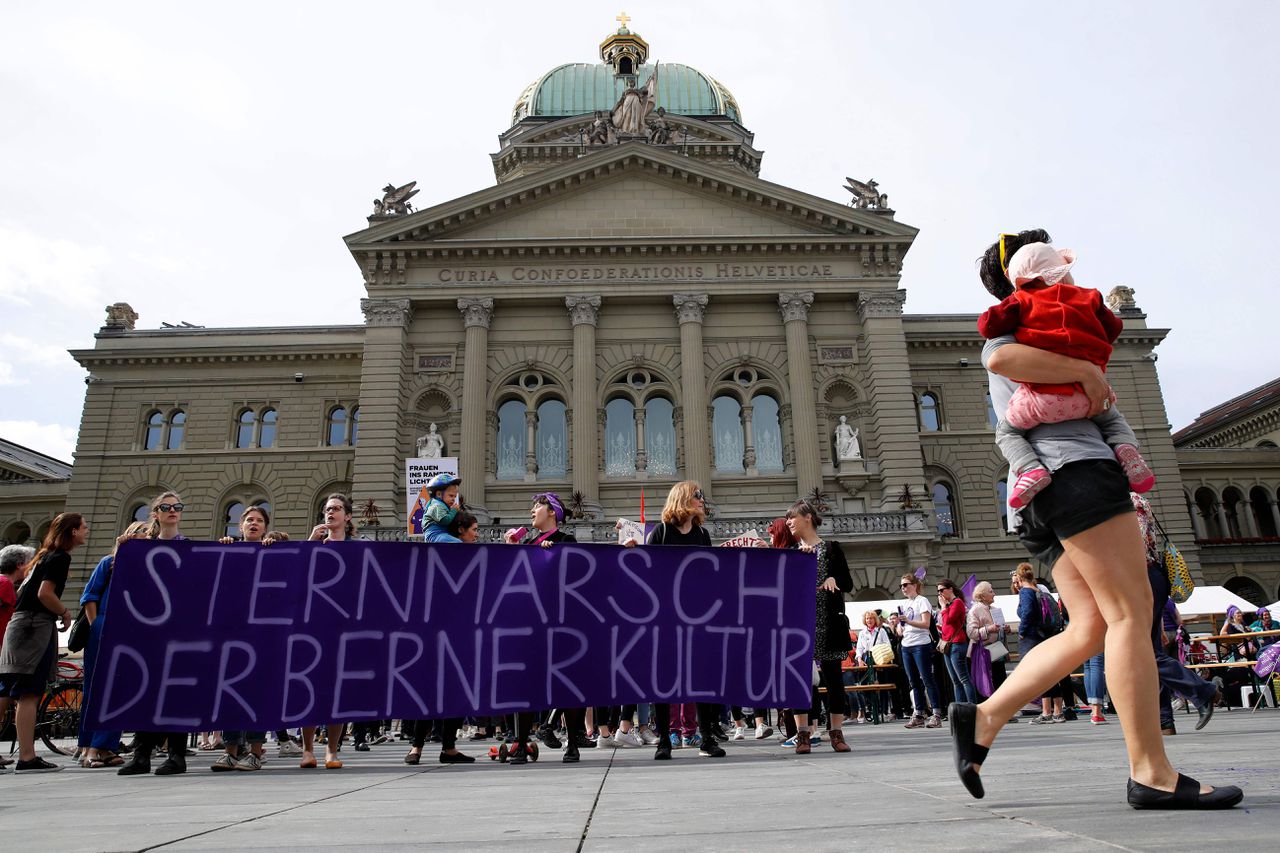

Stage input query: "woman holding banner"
[
  {"left": 784, "top": 499, "right": 853, "bottom": 754},
  {"left": 635, "top": 481, "right": 727, "bottom": 760},
  {"left": 298, "top": 493, "right": 356, "bottom": 770},
  {"left": 77, "top": 520, "right": 151, "bottom": 768},
  {"left": 502, "top": 492, "right": 587, "bottom": 765},
  {"left": 0, "top": 512, "right": 87, "bottom": 773},
  {"left": 119, "top": 492, "right": 192, "bottom": 776}
]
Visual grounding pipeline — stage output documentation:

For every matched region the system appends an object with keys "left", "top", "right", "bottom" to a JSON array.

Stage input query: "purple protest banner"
[{"left": 87, "top": 540, "right": 816, "bottom": 731}]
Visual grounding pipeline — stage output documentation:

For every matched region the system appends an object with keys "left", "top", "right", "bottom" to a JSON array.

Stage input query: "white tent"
[
  {"left": 1175, "top": 585, "right": 1256, "bottom": 618},
  {"left": 1266, "top": 600, "right": 1280, "bottom": 614}
]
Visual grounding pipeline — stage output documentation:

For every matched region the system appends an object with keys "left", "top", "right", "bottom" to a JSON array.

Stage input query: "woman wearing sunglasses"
[
  {"left": 897, "top": 573, "right": 942, "bottom": 729},
  {"left": 119, "top": 492, "right": 190, "bottom": 776},
  {"left": 629, "top": 481, "right": 727, "bottom": 760}
]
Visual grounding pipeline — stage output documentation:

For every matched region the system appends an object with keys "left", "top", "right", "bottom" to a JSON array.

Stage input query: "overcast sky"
[{"left": 2, "top": 1, "right": 1276, "bottom": 463}]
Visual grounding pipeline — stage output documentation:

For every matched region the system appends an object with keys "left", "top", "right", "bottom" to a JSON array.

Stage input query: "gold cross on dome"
[{"left": 616, "top": 11, "right": 631, "bottom": 28}]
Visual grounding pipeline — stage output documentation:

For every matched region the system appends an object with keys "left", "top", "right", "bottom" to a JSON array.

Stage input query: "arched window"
[
  {"left": 259, "top": 408, "right": 277, "bottom": 448},
  {"left": 995, "top": 478, "right": 1009, "bottom": 532},
  {"left": 1194, "top": 487, "right": 1222, "bottom": 538},
  {"left": 605, "top": 398, "right": 636, "bottom": 476},
  {"left": 1224, "top": 576, "right": 1268, "bottom": 607},
  {"left": 223, "top": 501, "right": 246, "bottom": 539},
  {"left": 350, "top": 407, "right": 360, "bottom": 445},
  {"left": 2, "top": 521, "right": 31, "bottom": 545},
  {"left": 144, "top": 411, "right": 165, "bottom": 450},
  {"left": 496, "top": 399, "right": 526, "bottom": 480},
  {"left": 536, "top": 399, "right": 567, "bottom": 479},
  {"left": 932, "top": 481, "right": 958, "bottom": 537},
  {"left": 984, "top": 392, "right": 998, "bottom": 429},
  {"left": 713, "top": 395, "right": 744, "bottom": 474},
  {"left": 751, "top": 393, "right": 783, "bottom": 473},
  {"left": 645, "top": 397, "right": 676, "bottom": 476},
  {"left": 1258, "top": 440, "right": 1278, "bottom": 448},
  {"left": 326, "top": 407, "right": 348, "bottom": 446},
  {"left": 1252, "top": 486, "right": 1278, "bottom": 537},
  {"left": 1222, "top": 488, "right": 1245, "bottom": 539},
  {"left": 131, "top": 503, "right": 151, "bottom": 523},
  {"left": 918, "top": 391, "right": 942, "bottom": 431},
  {"left": 236, "top": 409, "right": 257, "bottom": 449}
]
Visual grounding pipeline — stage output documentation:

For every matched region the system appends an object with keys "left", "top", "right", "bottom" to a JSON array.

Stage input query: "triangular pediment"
[{"left": 345, "top": 144, "right": 916, "bottom": 249}]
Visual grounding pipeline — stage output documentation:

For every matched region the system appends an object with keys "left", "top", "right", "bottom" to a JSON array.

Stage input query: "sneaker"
[
  {"left": 1090, "top": 712, "right": 1109, "bottom": 725},
  {"left": 277, "top": 740, "right": 303, "bottom": 758},
  {"left": 596, "top": 735, "right": 618, "bottom": 749},
  {"left": 1029, "top": 714, "right": 1055, "bottom": 725},
  {"left": 810, "top": 731, "right": 823, "bottom": 743},
  {"left": 211, "top": 753, "right": 238, "bottom": 772},
  {"left": 1009, "top": 467, "right": 1052, "bottom": 509},
  {"left": 780, "top": 735, "right": 798, "bottom": 748},
  {"left": 234, "top": 752, "right": 263, "bottom": 771},
  {"left": 537, "top": 725, "right": 562, "bottom": 750},
  {"left": 685, "top": 733, "right": 701, "bottom": 748},
  {"left": 354, "top": 742, "right": 370, "bottom": 752},
  {"left": 732, "top": 726, "right": 746, "bottom": 741},
  {"left": 14, "top": 757, "right": 62, "bottom": 773},
  {"left": 754, "top": 724, "right": 773, "bottom": 740},
  {"left": 925, "top": 715, "right": 941, "bottom": 729},
  {"left": 904, "top": 715, "right": 925, "bottom": 729},
  {"left": 698, "top": 741, "right": 726, "bottom": 758},
  {"left": 637, "top": 728, "right": 659, "bottom": 746},
  {"left": 1052, "top": 714, "right": 1067, "bottom": 723},
  {"left": 1115, "top": 444, "right": 1155, "bottom": 493},
  {"left": 613, "top": 730, "right": 643, "bottom": 748},
  {"left": 669, "top": 733, "right": 682, "bottom": 749}
]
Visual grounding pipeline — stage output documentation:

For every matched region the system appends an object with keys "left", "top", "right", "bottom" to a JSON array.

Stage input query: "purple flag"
[
  {"left": 86, "top": 539, "right": 816, "bottom": 731},
  {"left": 961, "top": 574, "right": 978, "bottom": 605},
  {"left": 1256, "top": 642, "right": 1280, "bottom": 678}
]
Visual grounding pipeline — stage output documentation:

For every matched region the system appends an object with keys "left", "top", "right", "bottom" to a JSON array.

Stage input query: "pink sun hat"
[{"left": 1006, "top": 242, "right": 1077, "bottom": 288}]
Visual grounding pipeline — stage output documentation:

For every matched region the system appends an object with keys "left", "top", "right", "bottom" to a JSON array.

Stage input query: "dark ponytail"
[{"left": 978, "top": 228, "right": 1052, "bottom": 300}]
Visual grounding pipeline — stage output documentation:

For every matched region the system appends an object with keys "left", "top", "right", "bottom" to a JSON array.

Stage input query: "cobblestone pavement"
[{"left": 2, "top": 709, "right": 1276, "bottom": 851}]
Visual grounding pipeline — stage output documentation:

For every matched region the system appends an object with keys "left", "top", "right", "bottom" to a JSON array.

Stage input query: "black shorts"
[{"left": 1017, "top": 459, "right": 1133, "bottom": 568}]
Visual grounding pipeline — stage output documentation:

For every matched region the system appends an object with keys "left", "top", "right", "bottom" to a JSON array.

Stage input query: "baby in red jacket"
[{"left": 978, "top": 241, "right": 1155, "bottom": 508}]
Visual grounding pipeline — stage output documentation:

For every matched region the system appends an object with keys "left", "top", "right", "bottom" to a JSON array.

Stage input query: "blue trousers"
[
  {"left": 901, "top": 643, "right": 940, "bottom": 715},
  {"left": 1148, "top": 563, "right": 1215, "bottom": 726},
  {"left": 78, "top": 619, "right": 121, "bottom": 751},
  {"left": 943, "top": 642, "right": 978, "bottom": 704},
  {"left": 1083, "top": 653, "right": 1106, "bottom": 704}
]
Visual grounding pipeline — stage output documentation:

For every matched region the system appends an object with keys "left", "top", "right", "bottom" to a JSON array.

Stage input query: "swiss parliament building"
[{"left": 4, "top": 21, "right": 1278, "bottom": 605}]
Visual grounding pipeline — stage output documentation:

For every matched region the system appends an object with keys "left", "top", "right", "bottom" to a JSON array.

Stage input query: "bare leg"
[
  {"left": 301, "top": 726, "right": 316, "bottom": 764},
  {"left": 324, "top": 724, "right": 343, "bottom": 763},
  {"left": 973, "top": 513, "right": 1202, "bottom": 793},
  {"left": 15, "top": 695, "right": 39, "bottom": 761}
]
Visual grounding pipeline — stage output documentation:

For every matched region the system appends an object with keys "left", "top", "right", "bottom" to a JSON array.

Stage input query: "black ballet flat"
[
  {"left": 948, "top": 702, "right": 988, "bottom": 800},
  {"left": 439, "top": 751, "right": 476, "bottom": 764},
  {"left": 1127, "top": 774, "right": 1243, "bottom": 810}
]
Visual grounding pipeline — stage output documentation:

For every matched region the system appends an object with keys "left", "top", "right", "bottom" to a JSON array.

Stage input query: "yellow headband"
[{"left": 998, "top": 233, "right": 1017, "bottom": 274}]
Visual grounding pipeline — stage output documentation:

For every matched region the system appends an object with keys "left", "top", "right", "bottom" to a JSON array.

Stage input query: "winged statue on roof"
[
  {"left": 843, "top": 177, "right": 889, "bottom": 210},
  {"left": 372, "top": 181, "right": 419, "bottom": 217}
]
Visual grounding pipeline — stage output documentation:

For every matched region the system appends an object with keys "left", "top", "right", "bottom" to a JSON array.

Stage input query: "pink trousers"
[{"left": 1006, "top": 385, "right": 1116, "bottom": 431}]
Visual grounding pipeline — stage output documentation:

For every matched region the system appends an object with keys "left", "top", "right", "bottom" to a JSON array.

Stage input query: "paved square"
[{"left": 3, "top": 710, "right": 1276, "bottom": 851}]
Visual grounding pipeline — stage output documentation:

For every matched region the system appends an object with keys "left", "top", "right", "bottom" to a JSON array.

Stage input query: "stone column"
[
  {"left": 566, "top": 295, "right": 602, "bottom": 510},
  {"left": 778, "top": 291, "right": 822, "bottom": 495},
  {"left": 354, "top": 298, "right": 413, "bottom": 526},
  {"left": 1269, "top": 498, "right": 1280, "bottom": 535},
  {"left": 673, "top": 293, "right": 711, "bottom": 493},
  {"left": 741, "top": 403, "right": 757, "bottom": 475},
  {"left": 1239, "top": 500, "right": 1260, "bottom": 538},
  {"left": 1190, "top": 504, "right": 1208, "bottom": 539},
  {"left": 457, "top": 298, "right": 493, "bottom": 520},
  {"left": 1215, "top": 501, "right": 1231, "bottom": 539},
  {"left": 855, "top": 290, "right": 928, "bottom": 512},
  {"left": 634, "top": 405, "right": 648, "bottom": 475},
  {"left": 524, "top": 409, "right": 538, "bottom": 482}
]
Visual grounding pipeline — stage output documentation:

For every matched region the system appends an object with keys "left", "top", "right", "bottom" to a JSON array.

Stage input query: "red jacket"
[
  {"left": 977, "top": 283, "right": 1123, "bottom": 396},
  {"left": 939, "top": 597, "right": 968, "bottom": 643}
]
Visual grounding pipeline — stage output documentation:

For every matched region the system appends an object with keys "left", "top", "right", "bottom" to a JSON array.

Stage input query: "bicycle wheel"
[{"left": 38, "top": 681, "right": 83, "bottom": 756}]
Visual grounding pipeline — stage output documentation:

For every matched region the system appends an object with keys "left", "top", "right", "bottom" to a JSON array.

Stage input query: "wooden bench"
[{"left": 816, "top": 683, "right": 898, "bottom": 724}]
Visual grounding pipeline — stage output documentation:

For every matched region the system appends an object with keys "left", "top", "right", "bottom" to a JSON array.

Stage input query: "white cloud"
[
  {"left": 0, "top": 362, "right": 21, "bottom": 386},
  {"left": 0, "top": 335, "right": 76, "bottom": 370},
  {"left": 0, "top": 225, "right": 110, "bottom": 309},
  {"left": 0, "top": 420, "right": 77, "bottom": 463}
]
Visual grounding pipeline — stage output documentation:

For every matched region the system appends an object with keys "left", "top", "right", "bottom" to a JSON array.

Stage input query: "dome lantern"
[{"left": 600, "top": 12, "right": 648, "bottom": 77}]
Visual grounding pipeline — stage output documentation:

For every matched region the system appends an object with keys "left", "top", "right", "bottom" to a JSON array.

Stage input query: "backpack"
[{"left": 1037, "top": 590, "right": 1064, "bottom": 635}]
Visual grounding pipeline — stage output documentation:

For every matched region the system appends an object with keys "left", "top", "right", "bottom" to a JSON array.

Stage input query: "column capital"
[
  {"left": 565, "top": 294, "right": 602, "bottom": 326},
  {"left": 777, "top": 291, "right": 815, "bottom": 324},
  {"left": 855, "top": 290, "right": 907, "bottom": 320},
  {"left": 672, "top": 292, "right": 709, "bottom": 325},
  {"left": 457, "top": 297, "right": 495, "bottom": 329},
  {"left": 360, "top": 297, "right": 412, "bottom": 328}
]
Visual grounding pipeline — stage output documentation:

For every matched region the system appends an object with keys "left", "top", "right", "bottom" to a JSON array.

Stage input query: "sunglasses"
[
  {"left": 155, "top": 503, "right": 185, "bottom": 513},
  {"left": 693, "top": 490, "right": 705, "bottom": 500},
  {"left": 900, "top": 582, "right": 912, "bottom": 588}
]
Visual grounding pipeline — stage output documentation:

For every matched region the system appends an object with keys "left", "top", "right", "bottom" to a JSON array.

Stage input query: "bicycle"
[{"left": 3, "top": 657, "right": 85, "bottom": 758}]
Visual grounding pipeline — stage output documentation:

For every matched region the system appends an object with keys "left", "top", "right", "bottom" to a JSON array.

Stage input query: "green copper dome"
[{"left": 512, "top": 62, "right": 742, "bottom": 126}]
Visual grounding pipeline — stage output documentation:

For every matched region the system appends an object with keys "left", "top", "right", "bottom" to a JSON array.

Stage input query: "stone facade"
[{"left": 21, "top": 31, "right": 1219, "bottom": 608}]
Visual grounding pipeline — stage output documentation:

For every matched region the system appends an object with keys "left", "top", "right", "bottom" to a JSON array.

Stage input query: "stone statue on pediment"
[
  {"left": 588, "top": 111, "right": 613, "bottom": 145},
  {"left": 647, "top": 108, "right": 672, "bottom": 144},
  {"left": 611, "top": 70, "right": 657, "bottom": 135}
]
